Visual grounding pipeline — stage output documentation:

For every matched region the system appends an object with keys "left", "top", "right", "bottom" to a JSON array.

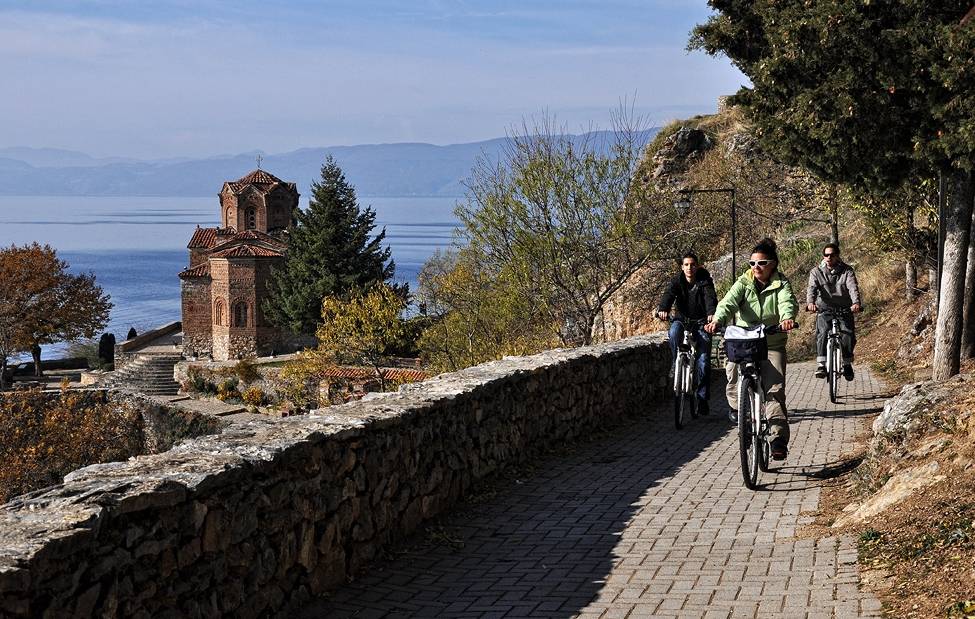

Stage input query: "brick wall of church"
[
  {"left": 181, "top": 279, "right": 213, "bottom": 358},
  {"left": 265, "top": 187, "right": 297, "bottom": 231},
  {"left": 210, "top": 259, "right": 231, "bottom": 360}
]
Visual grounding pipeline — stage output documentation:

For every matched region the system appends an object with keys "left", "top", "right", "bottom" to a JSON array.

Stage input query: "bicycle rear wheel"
[{"left": 738, "top": 376, "right": 760, "bottom": 489}]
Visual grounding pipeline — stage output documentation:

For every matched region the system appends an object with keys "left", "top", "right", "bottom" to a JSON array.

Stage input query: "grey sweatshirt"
[{"left": 806, "top": 261, "right": 861, "bottom": 309}]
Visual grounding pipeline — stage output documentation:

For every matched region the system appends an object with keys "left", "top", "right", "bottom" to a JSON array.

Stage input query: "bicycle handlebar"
[
  {"left": 812, "top": 306, "right": 855, "bottom": 316},
  {"left": 709, "top": 323, "right": 793, "bottom": 336},
  {"left": 668, "top": 317, "right": 709, "bottom": 327}
]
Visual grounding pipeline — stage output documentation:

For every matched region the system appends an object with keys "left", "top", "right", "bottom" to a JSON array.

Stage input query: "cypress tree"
[{"left": 263, "top": 156, "right": 395, "bottom": 334}]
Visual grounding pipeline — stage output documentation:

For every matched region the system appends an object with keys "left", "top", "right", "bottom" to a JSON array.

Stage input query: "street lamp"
[{"left": 674, "top": 187, "right": 738, "bottom": 277}]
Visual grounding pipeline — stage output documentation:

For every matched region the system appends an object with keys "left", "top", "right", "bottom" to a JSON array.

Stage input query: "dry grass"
[{"left": 805, "top": 373, "right": 975, "bottom": 617}]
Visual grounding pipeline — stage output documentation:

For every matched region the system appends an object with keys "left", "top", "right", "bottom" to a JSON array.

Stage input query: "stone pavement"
[{"left": 299, "top": 362, "right": 887, "bottom": 618}]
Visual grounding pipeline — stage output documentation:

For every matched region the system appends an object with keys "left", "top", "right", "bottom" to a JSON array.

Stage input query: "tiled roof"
[
  {"left": 232, "top": 229, "right": 287, "bottom": 246},
  {"left": 187, "top": 227, "right": 217, "bottom": 249},
  {"left": 188, "top": 227, "right": 237, "bottom": 249},
  {"left": 237, "top": 169, "right": 284, "bottom": 185},
  {"left": 319, "top": 366, "right": 430, "bottom": 383},
  {"left": 210, "top": 244, "right": 284, "bottom": 258},
  {"left": 223, "top": 169, "right": 298, "bottom": 194},
  {"left": 178, "top": 264, "right": 211, "bottom": 279}
]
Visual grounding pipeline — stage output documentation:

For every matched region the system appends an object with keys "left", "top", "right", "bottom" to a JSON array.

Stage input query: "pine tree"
[{"left": 263, "top": 156, "right": 395, "bottom": 334}]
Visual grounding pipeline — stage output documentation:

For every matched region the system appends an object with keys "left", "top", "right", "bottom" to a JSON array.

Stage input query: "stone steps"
[{"left": 104, "top": 354, "right": 182, "bottom": 396}]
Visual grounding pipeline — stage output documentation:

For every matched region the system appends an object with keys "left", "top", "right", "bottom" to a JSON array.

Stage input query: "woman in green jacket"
[{"left": 705, "top": 238, "right": 798, "bottom": 460}]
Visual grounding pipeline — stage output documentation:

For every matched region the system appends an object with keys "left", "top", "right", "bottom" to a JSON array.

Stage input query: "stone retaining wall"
[{"left": 0, "top": 334, "right": 669, "bottom": 617}]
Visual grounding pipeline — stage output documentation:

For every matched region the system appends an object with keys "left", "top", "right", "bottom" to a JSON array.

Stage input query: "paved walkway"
[{"left": 300, "top": 362, "right": 887, "bottom": 618}]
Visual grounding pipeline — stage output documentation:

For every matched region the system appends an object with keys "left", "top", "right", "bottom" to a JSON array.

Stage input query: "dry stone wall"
[{"left": 0, "top": 334, "right": 669, "bottom": 618}]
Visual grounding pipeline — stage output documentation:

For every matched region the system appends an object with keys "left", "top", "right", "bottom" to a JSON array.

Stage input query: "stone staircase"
[{"left": 102, "top": 354, "right": 183, "bottom": 395}]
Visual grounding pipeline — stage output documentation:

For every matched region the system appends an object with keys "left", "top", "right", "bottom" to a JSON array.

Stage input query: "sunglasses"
[
  {"left": 748, "top": 259, "right": 772, "bottom": 267},
  {"left": 823, "top": 252, "right": 838, "bottom": 258}
]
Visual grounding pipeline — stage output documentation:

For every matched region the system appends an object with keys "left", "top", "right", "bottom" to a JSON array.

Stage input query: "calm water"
[{"left": 0, "top": 195, "right": 459, "bottom": 356}]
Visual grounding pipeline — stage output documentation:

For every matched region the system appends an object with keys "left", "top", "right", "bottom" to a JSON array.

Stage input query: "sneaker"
[
  {"left": 814, "top": 365, "right": 827, "bottom": 379},
  {"left": 843, "top": 364, "right": 855, "bottom": 381},
  {"left": 697, "top": 399, "right": 710, "bottom": 416},
  {"left": 770, "top": 438, "right": 788, "bottom": 460},
  {"left": 728, "top": 408, "right": 737, "bottom": 423}
]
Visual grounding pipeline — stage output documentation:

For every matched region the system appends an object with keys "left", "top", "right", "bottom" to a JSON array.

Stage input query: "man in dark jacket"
[{"left": 657, "top": 252, "right": 718, "bottom": 414}]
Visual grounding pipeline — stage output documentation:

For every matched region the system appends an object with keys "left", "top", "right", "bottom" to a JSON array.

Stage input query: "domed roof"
[{"left": 222, "top": 169, "right": 298, "bottom": 195}]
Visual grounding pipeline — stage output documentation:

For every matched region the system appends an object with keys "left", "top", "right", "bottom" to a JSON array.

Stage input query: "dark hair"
[
  {"left": 823, "top": 242, "right": 840, "bottom": 256},
  {"left": 751, "top": 238, "right": 779, "bottom": 263},
  {"left": 679, "top": 251, "right": 699, "bottom": 265}
]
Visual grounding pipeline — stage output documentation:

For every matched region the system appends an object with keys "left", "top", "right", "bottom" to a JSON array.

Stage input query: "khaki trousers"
[{"left": 725, "top": 349, "right": 789, "bottom": 444}]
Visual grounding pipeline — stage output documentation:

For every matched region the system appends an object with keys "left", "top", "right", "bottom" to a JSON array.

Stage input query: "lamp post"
[{"left": 674, "top": 187, "right": 738, "bottom": 278}]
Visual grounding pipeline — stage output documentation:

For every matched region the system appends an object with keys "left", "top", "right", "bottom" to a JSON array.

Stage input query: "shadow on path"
[
  {"left": 299, "top": 385, "right": 734, "bottom": 618},
  {"left": 299, "top": 363, "right": 888, "bottom": 618}
]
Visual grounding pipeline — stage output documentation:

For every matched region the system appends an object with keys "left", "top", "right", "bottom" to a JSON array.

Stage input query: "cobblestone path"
[{"left": 300, "top": 362, "right": 887, "bottom": 618}]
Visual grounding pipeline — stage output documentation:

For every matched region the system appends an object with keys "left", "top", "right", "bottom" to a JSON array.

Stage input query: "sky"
[{"left": 0, "top": 1, "right": 746, "bottom": 160}]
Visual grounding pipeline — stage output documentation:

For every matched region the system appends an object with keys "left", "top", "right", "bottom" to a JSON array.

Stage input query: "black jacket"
[{"left": 657, "top": 268, "right": 718, "bottom": 320}]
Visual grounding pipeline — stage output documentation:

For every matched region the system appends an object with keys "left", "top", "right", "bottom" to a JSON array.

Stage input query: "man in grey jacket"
[{"left": 806, "top": 243, "right": 862, "bottom": 380}]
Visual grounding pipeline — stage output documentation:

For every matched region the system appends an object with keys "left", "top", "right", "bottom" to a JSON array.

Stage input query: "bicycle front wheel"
[
  {"left": 738, "top": 376, "right": 760, "bottom": 489},
  {"left": 828, "top": 341, "right": 840, "bottom": 404},
  {"left": 756, "top": 389, "right": 770, "bottom": 472},
  {"left": 674, "top": 357, "right": 689, "bottom": 429}
]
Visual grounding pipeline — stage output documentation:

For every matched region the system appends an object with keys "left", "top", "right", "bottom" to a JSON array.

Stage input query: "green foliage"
[
  {"left": 315, "top": 283, "right": 407, "bottom": 389},
  {"left": 241, "top": 386, "right": 267, "bottom": 407},
  {"left": 231, "top": 357, "right": 260, "bottom": 384},
  {"left": 417, "top": 249, "right": 557, "bottom": 372},
  {"left": 185, "top": 367, "right": 218, "bottom": 395},
  {"left": 690, "top": 2, "right": 975, "bottom": 188},
  {"left": 216, "top": 377, "right": 240, "bottom": 402},
  {"left": 263, "top": 155, "right": 396, "bottom": 335},
  {"left": 453, "top": 110, "right": 714, "bottom": 350},
  {"left": 848, "top": 178, "right": 938, "bottom": 266}
]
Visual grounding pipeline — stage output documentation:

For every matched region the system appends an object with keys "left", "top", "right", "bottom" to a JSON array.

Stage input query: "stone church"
[{"left": 179, "top": 169, "right": 299, "bottom": 360}]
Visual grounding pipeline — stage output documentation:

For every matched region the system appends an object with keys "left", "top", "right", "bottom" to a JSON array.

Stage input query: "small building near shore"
[{"left": 179, "top": 169, "right": 299, "bottom": 360}]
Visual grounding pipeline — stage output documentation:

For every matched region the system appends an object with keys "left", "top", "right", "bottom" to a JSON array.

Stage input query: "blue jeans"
[{"left": 669, "top": 321, "right": 712, "bottom": 402}]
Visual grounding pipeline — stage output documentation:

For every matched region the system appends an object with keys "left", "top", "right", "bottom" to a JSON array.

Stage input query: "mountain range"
[{"left": 0, "top": 130, "right": 657, "bottom": 198}]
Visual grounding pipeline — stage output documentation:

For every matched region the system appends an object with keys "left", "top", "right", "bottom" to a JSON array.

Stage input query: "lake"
[{"left": 0, "top": 195, "right": 461, "bottom": 357}]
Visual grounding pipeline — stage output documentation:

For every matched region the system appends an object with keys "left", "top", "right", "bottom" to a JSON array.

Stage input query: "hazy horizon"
[{"left": 1, "top": 1, "right": 745, "bottom": 160}]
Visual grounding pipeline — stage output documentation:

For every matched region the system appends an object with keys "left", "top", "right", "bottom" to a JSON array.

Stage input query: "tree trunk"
[
  {"left": 31, "top": 344, "right": 43, "bottom": 378},
  {"left": 933, "top": 170, "right": 974, "bottom": 380},
  {"left": 963, "top": 207, "right": 975, "bottom": 358},
  {"left": 930, "top": 267, "right": 939, "bottom": 297},
  {"left": 829, "top": 188, "right": 840, "bottom": 245},
  {"left": 906, "top": 259, "right": 917, "bottom": 301}
]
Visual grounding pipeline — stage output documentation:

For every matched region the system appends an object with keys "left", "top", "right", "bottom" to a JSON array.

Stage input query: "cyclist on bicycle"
[
  {"left": 704, "top": 238, "right": 798, "bottom": 460},
  {"left": 806, "top": 243, "right": 862, "bottom": 381},
  {"left": 656, "top": 251, "right": 717, "bottom": 415}
]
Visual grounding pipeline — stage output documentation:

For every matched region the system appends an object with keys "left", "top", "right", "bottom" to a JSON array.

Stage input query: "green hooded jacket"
[{"left": 713, "top": 270, "right": 799, "bottom": 351}]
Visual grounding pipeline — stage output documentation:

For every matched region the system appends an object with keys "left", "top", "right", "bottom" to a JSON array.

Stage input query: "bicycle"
[
  {"left": 670, "top": 318, "right": 707, "bottom": 429},
  {"left": 721, "top": 324, "right": 786, "bottom": 490},
  {"left": 818, "top": 307, "right": 853, "bottom": 404}
]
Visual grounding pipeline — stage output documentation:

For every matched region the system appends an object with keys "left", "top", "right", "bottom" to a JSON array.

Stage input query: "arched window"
[
  {"left": 213, "top": 299, "right": 225, "bottom": 326},
  {"left": 245, "top": 207, "right": 257, "bottom": 230},
  {"left": 232, "top": 302, "right": 249, "bottom": 328}
]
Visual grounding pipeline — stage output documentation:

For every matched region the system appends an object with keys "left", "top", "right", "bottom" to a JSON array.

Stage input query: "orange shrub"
[{"left": 0, "top": 390, "right": 145, "bottom": 502}]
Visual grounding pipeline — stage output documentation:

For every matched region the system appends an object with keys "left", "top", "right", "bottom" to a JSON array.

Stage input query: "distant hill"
[{"left": 0, "top": 131, "right": 657, "bottom": 198}]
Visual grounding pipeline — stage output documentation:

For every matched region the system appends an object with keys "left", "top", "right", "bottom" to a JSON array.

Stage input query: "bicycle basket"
[{"left": 723, "top": 325, "right": 768, "bottom": 363}]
